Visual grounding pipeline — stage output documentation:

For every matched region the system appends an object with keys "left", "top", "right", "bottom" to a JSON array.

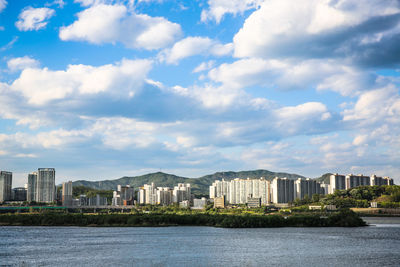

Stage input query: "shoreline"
[{"left": 0, "top": 210, "right": 366, "bottom": 228}]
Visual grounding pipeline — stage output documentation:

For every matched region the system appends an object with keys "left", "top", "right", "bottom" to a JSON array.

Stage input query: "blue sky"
[{"left": 1, "top": 0, "right": 400, "bottom": 186}]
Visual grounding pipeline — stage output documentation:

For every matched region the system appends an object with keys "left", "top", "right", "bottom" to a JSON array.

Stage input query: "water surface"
[{"left": 1, "top": 225, "right": 400, "bottom": 266}]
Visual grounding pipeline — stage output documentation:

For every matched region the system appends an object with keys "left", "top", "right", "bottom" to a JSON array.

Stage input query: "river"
[{"left": 1, "top": 223, "right": 400, "bottom": 266}]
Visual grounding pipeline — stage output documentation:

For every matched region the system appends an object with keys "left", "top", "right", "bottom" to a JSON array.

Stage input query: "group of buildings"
[
  {"left": 110, "top": 182, "right": 207, "bottom": 209},
  {"left": 209, "top": 177, "right": 327, "bottom": 205},
  {"left": 210, "top": 174, "right": 395, "bottom": 206},
  {"left": 329, "top": 173, "right": 394, "bottom": 193},
  {"left": 62, "top": 181, "right": 108, "bottom": 207},
  {"left": 112, "top": 183, "right": 197, "bottom": 208},
  {"left": 0, "top": 169, "right": 56, "bottom": 203},
  {"left": 0, "top": 169, "right": 396, "bottom": 208}
]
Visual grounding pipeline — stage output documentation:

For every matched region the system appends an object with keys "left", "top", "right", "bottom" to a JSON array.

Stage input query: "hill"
[
  {"left": 72, "top": 169, "right": 305, "bottom": 196},
  {"left": 315, "top": 173, "right": 332, "bottom": 184}
]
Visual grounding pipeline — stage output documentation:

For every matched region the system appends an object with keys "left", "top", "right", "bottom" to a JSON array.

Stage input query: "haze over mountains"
[{"left": 72, "top": 170, "right": 331, "bottom": 196}]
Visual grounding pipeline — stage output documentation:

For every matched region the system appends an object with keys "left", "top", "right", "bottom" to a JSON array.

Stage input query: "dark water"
[{"left": 1, "top": 225, "right": 400, "bottom": 266}]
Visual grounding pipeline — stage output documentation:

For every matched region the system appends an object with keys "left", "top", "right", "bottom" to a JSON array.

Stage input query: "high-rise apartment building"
[
  {"left": 173, "top": 183, "right": 191, "bottom": 203},
  {"left": 271, "top": 177, "right": 295, "bottom": 204},
  {"left": 36, "top": 168, "right": 56, "bottom": 203},
  {"left": 329, "top": 173, "right": 346, "bottom": 193},
  {"left": 345, "top": 174, "right": 370, "bottom": 189},
  {"left": 0, "top": 171, "right": 12, "bottom": 203},
  {"left": 112, "top": 185, "right": 135, "bottom": 206},
  {"left": 295, "top": 178, "right": 323, "bottom": 200},
  {"left": 384, "top": 177, "right": 394, "bottom": 185},
  {"left": 62, "top": 181, "right": 73, "bottom": 206},
  {"left": 27, "top": 172, "right": 37, "bottom": 202},
  {"left": 156, "top": 187, "right": 173, "bottom": 206}
]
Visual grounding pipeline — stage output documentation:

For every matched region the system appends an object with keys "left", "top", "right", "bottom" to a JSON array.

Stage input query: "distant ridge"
[{"left": 72, "top": 169, "right": 309, "bottom": 196}]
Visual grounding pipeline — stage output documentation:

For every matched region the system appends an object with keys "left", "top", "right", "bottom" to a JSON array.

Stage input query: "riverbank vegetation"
[
  {"left": 0, "top": 209, "right": 365, "bottom": 228},
  {"left": 292, "top": 185, "right": 400, "bottom": 209}
]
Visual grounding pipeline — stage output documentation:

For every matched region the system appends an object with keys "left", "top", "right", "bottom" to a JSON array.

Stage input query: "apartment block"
[{"left": 0, "top": 171, "right": 12, "bottom": 202}]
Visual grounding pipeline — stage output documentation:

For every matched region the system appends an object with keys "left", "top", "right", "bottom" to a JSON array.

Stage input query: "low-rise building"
[
  {"left": 192, "top": 197, "right": 207, "bottom": 209},
  {"left": 247, "top": 197, "right": 261, "bottom": 208},
  {"left": 12, "top": 187, "right": 27, "bottom": 201},
  {"left": 214, "top": 196, "right": 225, "bottom": 208}
]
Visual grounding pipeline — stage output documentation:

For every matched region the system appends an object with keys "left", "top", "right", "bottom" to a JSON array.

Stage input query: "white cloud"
[
  {"left": 201, "top": 0, "right": 263, "bottom": 24},
  {"left": 9, "top": 58, "right": 152, "bottom": 105},
  {"left": 233, "top": 0, "right": 400, "bottom": 62},
  {"left": 343, "top": 85, "right": 400, "bottom": 125},
  {"left": 159, "top": 37, "right": 232, "bottom": 64},
  {"left": 193, "top": 60, "right": 215, "bottom": 73},
  {"left": 74, "top": 0, "right": 108, "bottom": 6},
  {"left": 0, "top": 0, "right": 6, "bottom": 13},
  {"left": 15, "top": 7, "right": 55, "bottom": 31},
  {"left": 7, "top": 56, "right": 40, "bottom": 72},
  {"left": 46, "top": 0, "right": 66, "bottom": 8},
  {"left": 60, "top": 4, "right": 182, "bottom": 50}
]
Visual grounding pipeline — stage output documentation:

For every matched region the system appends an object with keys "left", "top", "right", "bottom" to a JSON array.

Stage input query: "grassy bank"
[{"left": 0, "top": 209, "right": 366, "bottom": 228}]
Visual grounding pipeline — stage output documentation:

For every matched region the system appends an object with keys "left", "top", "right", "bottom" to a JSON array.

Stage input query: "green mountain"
[
  {"left": 72, "top": 169, "right": 306, "bottom": 196},
  {"left": 315, "top": 173, "right": 332, "bottom": 184}
]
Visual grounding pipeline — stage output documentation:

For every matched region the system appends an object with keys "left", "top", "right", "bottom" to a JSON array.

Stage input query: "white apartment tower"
[
  {"left": 173, "top": 183, "right": 191, "bottom": 203},
  {"left": 36, "top": 168, "right": 56, "bottom": 203}
]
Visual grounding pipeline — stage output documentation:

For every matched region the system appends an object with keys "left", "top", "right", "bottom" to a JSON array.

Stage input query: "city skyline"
[{"left": 1, "top": 0, "right": 400, "bottom": 187}]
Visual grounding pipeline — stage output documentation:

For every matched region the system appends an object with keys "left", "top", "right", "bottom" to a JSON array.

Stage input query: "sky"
[{"left": 1, "top": 0, "right": 400, "bottom": 187}]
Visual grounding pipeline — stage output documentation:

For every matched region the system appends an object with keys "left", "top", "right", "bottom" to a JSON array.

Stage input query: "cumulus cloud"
[
  {"left": 15, "top": 7, "right": 55, "bottom": 31},
  {"left": 59, "top": 4, "right": 182, "bottom": 50},
  {"left": 7, "top": 56, "right": 40, "bottom": 72},
  {"left": 207, "top": 57, "right": 379, "bottom": 96},
  {"left": 159, "top": 37, "right": 233, "bottom": 64},
  {"left": 193, "top": 60, "right": 215, "bottom": 73},
  {"left": 201, "top": 0, "right": 263, "bottom": 23},
  {"left": 233, "top": 0, "right": 400, "bottom": 67},
  {"left": 9, "top": 58, "right": 152, "bottom": 105},
  {"left": 45, "top": 0, "right": 66, "bottom": 8},
  {"left": 0, "top": 0, "right": 6, "bottom": 13},
  {"left": 343, "top": 85, "right": 400, "bottom": 125}
]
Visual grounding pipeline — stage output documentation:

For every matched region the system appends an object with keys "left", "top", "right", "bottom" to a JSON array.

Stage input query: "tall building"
[
  {"left": 0, "top": 171, "right": 12, "bottom": 203},
  {"left": 27, "top": 172, "right": 37, "bottom": 202},
  {"left": 345, "top": 174, "right": 370, "bottom": 189},
  {"left": 320, "top": 183, "right": 330, "bottom": 195},
  {"left": 383, "top": 177, "right": 394, "bottom": 185},
  {"left": 295, "top": 178, "right": 323, "bottom": 200},
  {"left": 209, "top": 179, "right": 230, "bottom": 200},
  {"left": 271, "top": 177, "right": 295, "bottom": 204},
  {"left": 370, "top": 175, "right": 385, "bottom": 186},
  {"left": 156, "top": 187, "right": 173, "bottom": 206},
  {"left": 329, "top": 173, "right": 346, "bottom": 193},
  {"left": 112, "top": 185, "right": 135, "bottom": 206},
  {"left": 36, "top": 168, "right": 56, "bottom": 203},
  {"left": 62, "top": 181, "right": 73, "bottom": 206},
  {"left": 137, "top": 183, "right": 157, "bottom": 205},
  {"left": 210, "top": 178, "right": 271, "bottom": 205},
  {"left": 173, "top": 183, "right": 191, "bottom": 203}
]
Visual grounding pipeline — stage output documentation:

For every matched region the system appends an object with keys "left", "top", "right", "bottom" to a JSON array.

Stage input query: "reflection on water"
[{"left": 1, "top": 225, "right": 400, "bottom": 266}]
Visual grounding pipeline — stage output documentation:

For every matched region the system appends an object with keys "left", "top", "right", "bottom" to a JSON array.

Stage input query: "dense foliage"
[
  {"left": 69, "top": 185, "right": 113, "bottom": 199},
  {"left": 0, "top": 209, "right": 365, "bottom": 228},
  {"left": 321, "top": 185, "right": 400, "bottom": 208}
]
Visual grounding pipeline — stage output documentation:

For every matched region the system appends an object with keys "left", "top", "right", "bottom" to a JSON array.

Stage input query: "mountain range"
[{"left": 72, "top": 170, "right": 330, "bottom": 196}]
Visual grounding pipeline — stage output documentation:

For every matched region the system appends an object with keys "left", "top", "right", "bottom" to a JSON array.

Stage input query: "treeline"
[
  {"left": 68, "top": 186, "right": 113, "bottom": 199},
  {"left": 0, "top": 209, "right": 365, "bottom": 228},
  {"left": 322, "top": 185, "right": 400, "bottom": 208}
]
